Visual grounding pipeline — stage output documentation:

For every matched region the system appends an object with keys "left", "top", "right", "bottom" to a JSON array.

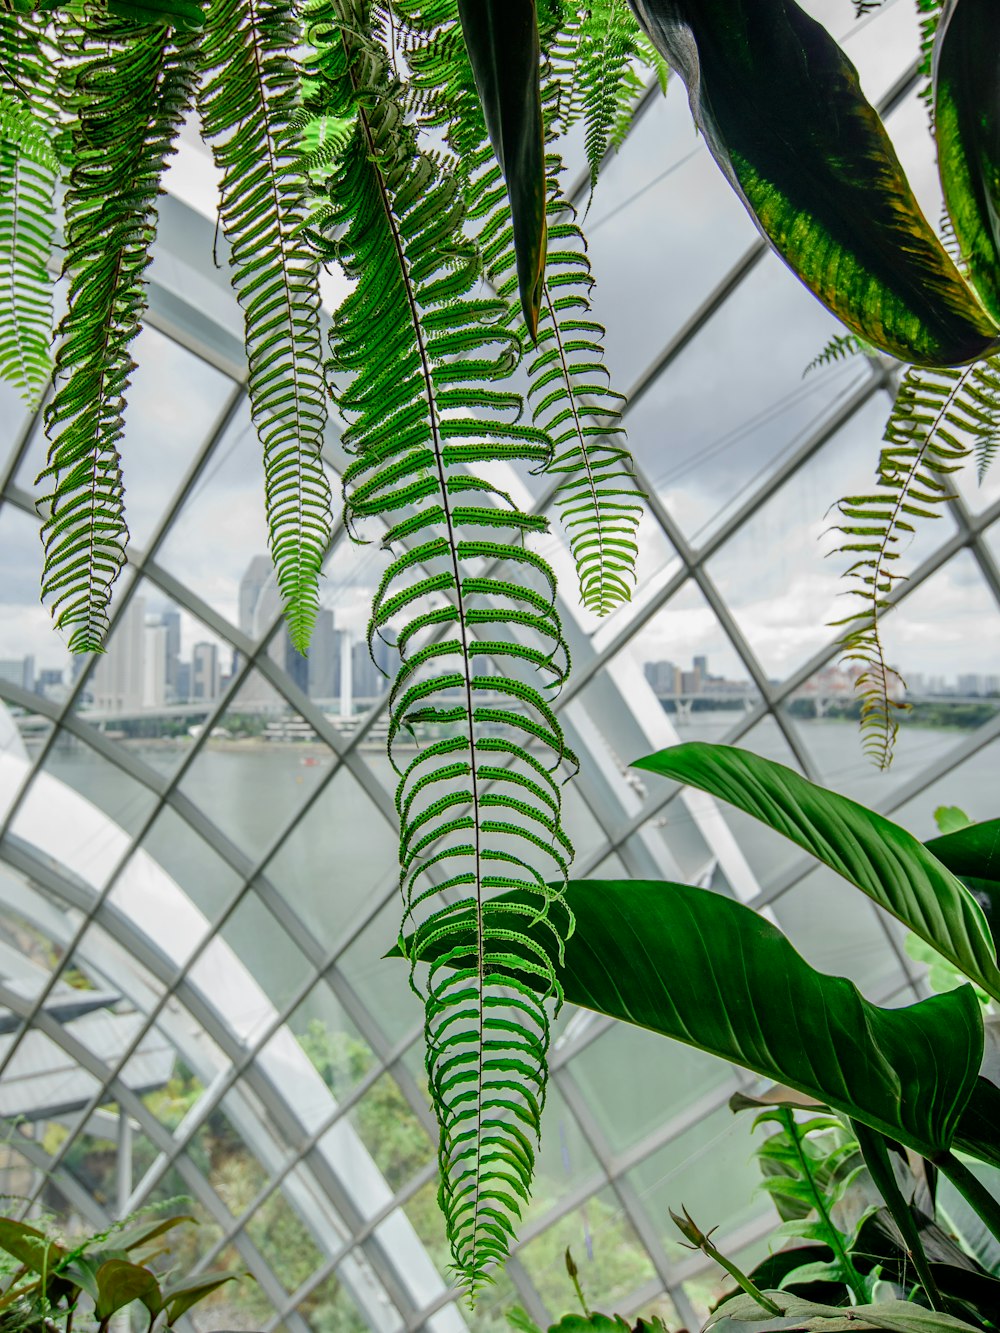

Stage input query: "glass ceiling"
[{"left": 0, "top": 1, "right": 998, "bottom": 1330}]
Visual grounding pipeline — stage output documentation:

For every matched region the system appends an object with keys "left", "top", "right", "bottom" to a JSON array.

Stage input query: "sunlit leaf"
[{"left": 628, "top": 0, "right": 999, "bottom": 365}]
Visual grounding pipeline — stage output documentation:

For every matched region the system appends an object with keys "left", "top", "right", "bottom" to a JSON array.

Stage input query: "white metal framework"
[{"left": 0, "top": 2, "right": 997, "bottom": 1329}]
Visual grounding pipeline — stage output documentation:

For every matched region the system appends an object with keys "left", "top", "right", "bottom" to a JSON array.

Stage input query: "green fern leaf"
[
  {"left": 37, "top": 16, "right": 196, "bottom": 653},
  {"left": 198, "top": 0, "right": 332, "bottom": 653},
  {"left": 303, "top": 0, "right": 575, "bottom": 1292},
  {"left": 0, "top": 15, "right": 58, "bottom": 406},
  {"left": 400, "top": 0, "right": 643, "bottom": 616},
  {"left": 831, "top": 356, "right": 1000, "bottom": 767},
  {"left": 0, "top": 87, "right": 57, "bottom": 170}
]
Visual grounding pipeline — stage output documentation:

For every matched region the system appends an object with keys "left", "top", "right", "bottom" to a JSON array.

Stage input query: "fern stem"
[
  {"left": 779, "top": 1108, "right": 868, "bottom": 1304},
  {"left": 349, "top": 47, "right": 488, "bottom": 1279},
  {"left": 543, "top": 279, "right": 607, "bottom": 609},
  {"left": 846, "top": 362, "right": 973, "bottom": 769}
]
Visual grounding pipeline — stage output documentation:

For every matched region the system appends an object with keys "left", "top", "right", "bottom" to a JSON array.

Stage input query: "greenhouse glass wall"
[{"left": 0, "top": 1, "right": 998, "bottom": 1330}]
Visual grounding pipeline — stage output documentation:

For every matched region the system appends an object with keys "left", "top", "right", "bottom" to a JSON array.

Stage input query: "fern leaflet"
[
  {"left": 831, "top": 357, "right": 1000, "bottom": 767},
  {"left": 198, "top": 0, "right": 332, "bottom": 653},
  {"left": 0, "top": 15, "right": 58, "bottom": 406},
  {"left": 400, "top": 0, "right": 643, "bottom": 616},
  {"left": 38, "top": 18, "right": 196, "bottom": 652},
  {"left": 303, "top": 0, "right": 576, "bottom": 1292}
]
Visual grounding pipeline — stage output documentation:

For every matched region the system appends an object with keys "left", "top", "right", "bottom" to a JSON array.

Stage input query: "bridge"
[{"left": 654, "top": 690, "right": 998, "bottom": 721}]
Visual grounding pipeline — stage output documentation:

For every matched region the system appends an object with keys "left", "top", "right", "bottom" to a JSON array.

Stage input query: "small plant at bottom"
[{"left": 0, "top": 1211, "right": 244, "bottom": 1333}]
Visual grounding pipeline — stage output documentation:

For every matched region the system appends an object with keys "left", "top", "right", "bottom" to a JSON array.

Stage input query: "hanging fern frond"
[
  {"left": 303, "top": 0, "right": 576, "bottom": 1292},
  {"left": 0, "top": 88, "right": 57, "bottom": 171},
  {"left": 831, "top": 356, "right": 1000, "bottom": 767},
  {"left": 198, "top": 0, "right": 332, "bottom": 653},
  {"left": 400, "top": 0, "right": 643, "bottom": 615},
  {"left": 804, "top": 332, "right": 873, "bottom": 376},
  {"left": 473, "top": 155, "right": 643, "bottom": 615},
  {"left": 0, "top": 15, "right": 58, "bottom": 406},
  {"left": 571, "top": 0, "right": 647, "bottom": 199},
  {"left": 38, "top": 18, "right": 196, "bottom": 652}
]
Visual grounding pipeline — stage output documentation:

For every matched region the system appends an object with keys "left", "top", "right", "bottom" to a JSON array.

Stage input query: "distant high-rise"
[
  {"left": 92, "top": 596, "right": 145, "bottom": 711},
  {"left": 239, "top": 555, "right": 274, "bottom": 638},
  {"left": 143, "top": 625, "right": 167, "bottom": 708},
  {"left": 192, "top": 643, "right": 220, "bottom": 701},
  {"left": 237, "top": 554, "right": 322, "bottom": 709},
  {"left": 162, "top": 609, "right": 181, "bottom": 696},
  {"left": 308, "top": 609, "right": 339, "bottom": 700},
  {"left": 0, "top": 656, "right": 35, "bottom": 694}
]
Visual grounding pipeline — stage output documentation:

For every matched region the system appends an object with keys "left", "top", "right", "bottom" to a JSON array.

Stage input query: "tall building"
[
  {"left": 192, "top": 642, "right": 220, "bottom": 701},
  {"left": 162, "top": 610, "right": 181, "bottom": 697},
  {"left": 308, "top": 609, "right": 339, "bottom": 701},
  {"left": 92, "top": 596, "right": 145, "bottom": 712},
  {"left": 0, "top": 656, "right": 35, "bottom": 694},
  {"left": 143, "top": 625, "right": 168, "bottom": 708},
  {"left": 351, "top": 636, "right": 391, "bottom": 703}
]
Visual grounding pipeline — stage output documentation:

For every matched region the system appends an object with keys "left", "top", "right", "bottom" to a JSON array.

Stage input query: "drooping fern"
[
  {"left": 38, "top": 17, "right": 197, "bottom": 652},
  {"left": 0, "top": 16, "right": 58, "bottom": 407},
  {"left": 302, "top": 0, "right": 576, "bottom": 1291},
  {"left": 198, "top": 0, "right": 332, "bottom": 653},
  {"left": 831, "top": 358, "right": 1000, "bottom": 767},
  {"left": 399, "top": 0, "right": 644, "bottom": 616},
  {"left": 566, "top": 0, "right": 654, "bottom": 200}
]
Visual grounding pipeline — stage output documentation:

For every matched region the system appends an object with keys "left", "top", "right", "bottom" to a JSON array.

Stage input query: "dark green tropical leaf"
[
  {"left": 57, "top": 1257, "right": 99, "bottom": 1304},
  {"left": 934, "top": 0, "right": 1000, "bottom": 325},
  {"left": 457, "top": 0, "right": 546, "bottom": 336},
  {"left": 926, "top": 819, "right": 1000, "bottom": 888},
  {"left": 161, "top": 1270, "right": 240, "bottom": 1324},
  {"left": 633, "top": 744, "right": 1000, "bottom": 1002},
  {"left": 106, "top": 0, "right": 206, "bottom": 28},
  {"left": 953, "top": 1075, "right": 1000, "bottom": 1168},
  {"left": 849, "top": 1120, "right": 941, "bottom": 1310},
  {"left": 0, "top": 1219, "right": 66, "bottom": 1273},
  {"left": 110, "top": 1215, "right": 195, "bottom": 1255},
  {"left": 395, "top": 877, "right": 984, "bottom": 1158},
  {"left": 627, "top": 0, "right": 999, "bottom": 365},
  {"left": 94, "top": 1260, "right": 160, "bottom": 1321},
  {"left": 707, "top": 1292, "right": 984, "bottom": 1332},
  {"left": 926, "top": 818, "right": 1000, "bottom": 954}
]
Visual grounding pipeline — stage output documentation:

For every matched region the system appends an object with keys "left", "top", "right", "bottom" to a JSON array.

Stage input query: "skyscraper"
[
  {"left": 143, "top": 625, "right": 168, "bottom": 708},
  {"left": 308, "top": 609, "right": 339, "bottom": 701},
  {"left": 91, "top": 596, "right": 145, "bottom": 712},
  {"left": 192, "top": 642, "right": 220, "bottom": 701},
  {"left": 162, "top": 609, "right": 181, "bottom": 697}
]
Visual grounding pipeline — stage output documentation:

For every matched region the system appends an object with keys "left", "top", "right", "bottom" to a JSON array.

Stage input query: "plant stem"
[
  {"left": 564, "top": 1247, "right": 590, "bottom": 1317},
  {"left": 781, "top": 1109, "right": 869, "bottom": 1305},
  {"left": 936, "top": 1150, "right": 1000, "bottom": 1247},
  {"left": 670, "top": 1208, "right": 782, "bottom": 1317}
]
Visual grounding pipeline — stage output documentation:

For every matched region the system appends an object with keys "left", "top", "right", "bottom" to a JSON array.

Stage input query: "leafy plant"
[
  {"left": 7, "top": 0, "right": 1000, "bottom": 1298},
  {"left": 0, "top": 1212, "right": 242, "bottom": 1333},
  {"left": 400, "top": 739, "right": 1000, "bottom": 1323}
]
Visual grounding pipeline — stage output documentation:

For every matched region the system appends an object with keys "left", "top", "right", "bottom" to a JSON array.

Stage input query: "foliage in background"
[{"left": 0, "top": 1211, "right": 242, "bottom": 1333}]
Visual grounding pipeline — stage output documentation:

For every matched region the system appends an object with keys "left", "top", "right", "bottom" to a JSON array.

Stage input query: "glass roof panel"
[{"left": 1, "top": 8, "right": 997, "bottom": 1330}]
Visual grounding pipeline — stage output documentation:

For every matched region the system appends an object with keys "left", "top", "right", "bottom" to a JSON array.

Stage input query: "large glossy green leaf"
[
  {"left": 633, "top": 743, "right": 1000, "bottom": 1002},
  {"left": 0, "top": 1219, "right": 66, "bottom": 1273},
  {"left": 626, "top": 0, "right": 999, "bottom": 366},
  {"left": 708, "top": 1291, "right": 984, "bottom": 1332},
  {"left": 395, "top": 878, "right": 983, "bottom": 1157},
  {"left": 107, "top": 0, "right": 206, "bottom": 26},
  {"left": 457, "top": 0, "right": 546, "bottom": 337},
  {"left": 934, "top": 0, "right": 1000, "bottom": 326},
  {"left": 94, "top": 1260, "right": 161, "bottom": 1322},
  {"left": 925, "top": 819, "right": 1000, "bottom": 952},
  {"left": 161, "top": 1270, "right": 240, "bottom": 1324}
]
